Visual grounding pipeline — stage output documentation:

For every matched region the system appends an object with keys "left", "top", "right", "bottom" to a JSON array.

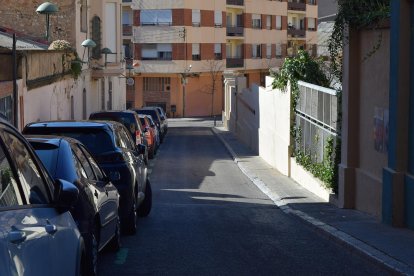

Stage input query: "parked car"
[
  {"left": 0, "top": 119, "right": 84, "bottom": 276},
  {"left": 144, "top": 114, "right": 160, "bottom": 150},
  {"left": 132, "top": 107, "right": 166, "bottom": 143},
  {"left": 138, "top": 115, "right": 157, "bottom": 159},
  {"left": 27, "top": 136, "right": 121, "bottom": 275},
  {"left": 89, "top": 110, "right": 149, "bottom": 165},
  {"left": 22, "top": 121, "right": 152, "bottom": 235},
  {"left": 154, "top": 106, "right": 168, "bottom": 135}
]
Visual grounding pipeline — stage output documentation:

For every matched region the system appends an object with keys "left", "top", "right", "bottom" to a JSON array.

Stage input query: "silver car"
[{"left": 0, "top": 120, "right": 84, "bottom": 275}]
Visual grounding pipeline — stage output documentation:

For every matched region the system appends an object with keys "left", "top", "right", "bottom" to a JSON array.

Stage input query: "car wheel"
[
  {"left": 138, "top": 179, "right": 152, "bottom": 217},
  {"left": 84, "top": 230, "right": 99, "bottom": 276},
  {"left": 125, "top": 199, "right": 137, "bottom": 235},
  {"left": 108, "top": 213, "right": 121, "bottom": 251}
]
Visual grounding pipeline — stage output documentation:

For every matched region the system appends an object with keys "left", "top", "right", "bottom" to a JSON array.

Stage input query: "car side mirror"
[
  {"left": 137, "top": 143, "right": 146, "bottom": 155},
  {"left": 54, "top": 179, "right": 79, "bottom": 212}
]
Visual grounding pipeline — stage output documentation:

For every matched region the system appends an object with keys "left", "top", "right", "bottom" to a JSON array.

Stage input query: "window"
[
  {"left": 80, "top": 0, "right": 87, "bottom": 33},
  {"left": 252, "top": 44, "right": 261, "bottom": 58},
  {"left": 252, "top": 14, "right": 261, "bottom": 29},
  {"left": 107, "top": 78, "right": 113, "bottom": 110},
  {"left": 143, "top": 77, "right": 171, "bottom": 92},
  {"left": 0, "top": 96, "right": 12, "bottom": 124},
  {"left": 266, "top": 44, "right": 271, "bottom": 59},
  {"left": 276, "top": 44, "right": 282, "bottom": 58},
  {"left": 276, "top": 16, "right": 282, "bottom": 30},
  {"left": 2, "top": 131, "right": 49, "bottom": 204},
  {"left": 123, "top": 11, "right": 132, "bottom": 26},
  {"left": 0, "top": 144, "right": 21, "bottom": 207},
  {"left": 214, "top": 11, "right": 222, "bottom": 27},
  {"left": 214, "top": 43, "right": 222, "bottom": 60},
  {"left": 266, "top": 15, "right": 271, "bottom": 29},
  {"left": 308, "top": 18, "right": 316, "bottom": 31},
  {"left": 192, "top": 9, "right": 200, "bottom": 26},
  {"left": 83, "top": 89, "right": 87, "bottom": 120},
  {"left": 70, "top": 96, "right": 74, "bottom": 120},
  {"left": 142, "top": 44, "right": 172, "bottom": 60},
  {"left": 80, "top": 146, "right": 104, "bottom": 181},
  {"left": 123, "top": 43, "right": 133, "bottom": 59},
  {"left": 91, "top": 16, "right": 102, "bottom": 59},
  {"left": 192, "top": 43, "right": 200, "bottom": 60},
  {"left": 72, "top": 151, "right": 88, "bottom": 179},
  {"left": 73, "top": 146, "right": 95, "bottom": 180},
  {"left": 308, "top": 0, "right": 316, "bottom": 5},
  {"left": 117, "top": 128, "right": 135, "bottom": 150},
  {"left": 141, "top": 10, "right": 172, "bottom": 26},
  {"left": 101, "top": 79, "right": 105, "bottom": 110}
]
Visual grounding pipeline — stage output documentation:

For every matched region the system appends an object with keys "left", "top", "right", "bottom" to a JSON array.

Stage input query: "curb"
[{"left": 211, "top": 127, "right": 414, "bottom": 276}]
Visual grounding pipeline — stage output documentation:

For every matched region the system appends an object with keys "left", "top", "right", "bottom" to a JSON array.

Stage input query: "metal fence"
[{"left": 295, "top": 81, "right": 338, "bottom": 163}]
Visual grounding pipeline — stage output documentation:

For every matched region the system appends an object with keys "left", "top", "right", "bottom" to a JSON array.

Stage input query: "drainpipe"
[{"left": 12, "top": 33, "right": 18, "bottom": 128}]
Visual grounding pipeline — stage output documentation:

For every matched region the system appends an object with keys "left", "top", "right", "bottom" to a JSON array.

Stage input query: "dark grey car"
[{"left": 0, "top": 119, "right": 83, "bottom": 275}]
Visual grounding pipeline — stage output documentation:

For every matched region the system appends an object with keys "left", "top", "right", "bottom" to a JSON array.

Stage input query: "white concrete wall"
[{"left": 258, "top": 76, "right": 291, "bottom": 176}]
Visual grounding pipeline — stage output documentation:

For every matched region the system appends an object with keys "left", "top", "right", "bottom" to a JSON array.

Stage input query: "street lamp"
[
  {"left": 81, "top": 38, "right": 96, "bottom": 65},
  {"left": 36, "top": 2, "right": 58, "bottom": 42},
  {"left": 181, "top": 64, "right": 192, "bottom": 117}
]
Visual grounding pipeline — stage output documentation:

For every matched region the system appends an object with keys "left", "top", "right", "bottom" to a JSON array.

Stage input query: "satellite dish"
[{"left": 126, "top": 78, "right": 135, "bottom": 86}]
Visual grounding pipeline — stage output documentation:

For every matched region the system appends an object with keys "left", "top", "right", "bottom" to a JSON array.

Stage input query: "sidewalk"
[{"left": 212, "top": 126, "right": 414, "bottom": 275}]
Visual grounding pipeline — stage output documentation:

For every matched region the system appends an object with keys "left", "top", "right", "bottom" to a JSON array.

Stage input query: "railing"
[
  {"left": 288, "top": 28, "right": 306, "bottom": 38},
  {"left": 288, "top": 2, "right": 306, "bottom": 11},
  {"left": 226, "top": 58, "right": 244, "bottom": 68},
  {"left": 226, "top": 26, "right": 244, "bottom": 36},
  {"left": 123, "top": 24, "right": 132, "bottom": 36},
  {"left": 295, "top": 81, "right": 338, "bottom": 163},
  {"left": 226, "top": 0, "right": 244, "bottom": 6}
]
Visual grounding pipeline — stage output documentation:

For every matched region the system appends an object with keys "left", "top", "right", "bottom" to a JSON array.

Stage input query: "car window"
[
  {"left": 79, "top": 145, "right": 104, "bottom": 181},
  {"left": 2, "top": 131, "right": 50, "bottom": 204},
  {"left": 30, "top": 142, "right": 59, "bottom": 178},
  {"left": 71, "top": 150, "right": 88, "bottom": 179},
  {"left": 0, "top": 143, "right": 23, "bottom": 207},
  {"left": 118, "top": 127, "right": 135, "bottom": 151},
  {"left": 73, "top": 145, "right": 96, "bottom": 181},
  {"left": 134, "top": 113, "right": 143, "bottom": 133}
]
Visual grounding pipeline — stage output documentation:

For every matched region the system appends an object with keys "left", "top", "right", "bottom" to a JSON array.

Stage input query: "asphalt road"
[{"left": 98, "top": 118, "right": 389, "bottom": 276}]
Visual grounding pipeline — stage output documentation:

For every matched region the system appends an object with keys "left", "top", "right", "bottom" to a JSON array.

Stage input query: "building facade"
[
  {"left": 122, "top": 0, "right": 318, "bottom": 117},
  {"left": 0, "top": 0, "right": 126, "bottom": 129}
]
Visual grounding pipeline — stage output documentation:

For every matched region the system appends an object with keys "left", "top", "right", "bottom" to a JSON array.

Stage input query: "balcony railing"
[
  {"left": 123, "top": 25, "right": 132, "bottom": 36},
  {"left": 226, "top": 26, "right": 244, "bottom": 36},
  {"left": 288, "top": 2, "right": 306, "bottom": 11},
  {"left": 227, "top": 0, "right": 244, "bottom": 6},
  {"left": 288, "top": 28, "right": 306, "bottom": 38},
  {"left": 226, "top": 57, "right": 244, "bottom": 68}
]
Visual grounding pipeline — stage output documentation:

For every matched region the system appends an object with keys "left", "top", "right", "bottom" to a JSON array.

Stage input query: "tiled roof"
[{"left": 0, "top": 29, "right": 48, "bottom": 51}]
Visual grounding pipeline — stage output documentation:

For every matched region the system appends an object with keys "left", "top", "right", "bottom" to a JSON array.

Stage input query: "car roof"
[
  {"left": 90, "top": 110, "right": 137, "bottom": 116},
  {"left": 25, "top": 120, "right": 120, "bottom": 130},
  {"left": 25, "top": 135, "right": 82, "bottom": 146}
]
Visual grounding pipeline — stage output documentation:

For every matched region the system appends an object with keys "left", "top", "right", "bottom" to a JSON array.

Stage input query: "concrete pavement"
[{"left": 212, "top": 126, "right": 414, "bottom": 275}]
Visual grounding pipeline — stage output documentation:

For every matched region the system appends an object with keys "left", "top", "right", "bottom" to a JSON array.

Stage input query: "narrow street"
[{"left": 98, "top": 118, "right": 388, "bottom": 275}]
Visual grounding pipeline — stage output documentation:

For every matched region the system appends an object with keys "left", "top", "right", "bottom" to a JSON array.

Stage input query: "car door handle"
[
  {"left": 105, "top": 189, "right": 109, "bottom": 196},
  {"left": 45, "top": 224, "right": 58, "bottom": 235},
  {"left": 8, "top": 230, "right": 26, "bottom": 244},
  {"left": 94, "top": 190, "right": 99, "bottom": 198}
]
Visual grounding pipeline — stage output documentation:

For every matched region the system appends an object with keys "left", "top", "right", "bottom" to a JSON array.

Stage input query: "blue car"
[
  {"left": 0, "top": 119, "right": 84, "bottom": 275},
  {"left": 27, "top": 136, "right": 121, "bottom": 275}
]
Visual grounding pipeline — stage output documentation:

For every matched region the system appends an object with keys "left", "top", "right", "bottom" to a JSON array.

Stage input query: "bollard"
[{"left": 214, "top": 115, "right": 216, "bottom": 126}]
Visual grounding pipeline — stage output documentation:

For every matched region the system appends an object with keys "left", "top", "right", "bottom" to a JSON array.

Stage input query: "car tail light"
[{"left": 95, "top": 152, "right": 124, "bottom": 164}]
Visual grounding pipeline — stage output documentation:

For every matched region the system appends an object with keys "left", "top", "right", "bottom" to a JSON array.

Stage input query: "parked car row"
[{"left": 0, "top": 106, "right": 168, "bottom": 275}]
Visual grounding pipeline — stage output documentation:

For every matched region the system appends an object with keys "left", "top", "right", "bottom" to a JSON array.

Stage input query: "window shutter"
[
  {"left": 214, "top": 11, "right": 222, "bottom": 26},
  {"left": 192, "top": 10, "right": 200, "bottom": 25},
  {"left": 214, "top": 43, "right": 221, "bottom": 54},
  {"left": 192, "top": 44, "right": 200, "bottom": 55}
]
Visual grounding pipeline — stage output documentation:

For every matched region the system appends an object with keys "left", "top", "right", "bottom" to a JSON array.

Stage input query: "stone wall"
[{"left": 0, "top": 0, "right": 76, "bottom": 45}]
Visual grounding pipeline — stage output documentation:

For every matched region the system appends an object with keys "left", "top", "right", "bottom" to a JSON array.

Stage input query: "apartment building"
[{"left": 122, "top": 0, "right": 317, "bottom": 117}]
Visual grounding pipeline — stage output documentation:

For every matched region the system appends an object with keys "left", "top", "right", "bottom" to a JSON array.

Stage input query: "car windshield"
[
  {"left": 29, "top": 142, "right": 59, "bottom": 178},
  {"left": 24, "top": 128, "right": 115, "bottom": 155},
  {"left": 137, "top": 110, "right": 159, "bottom": 122},
  {"left": 90, "top": 114, "right": 137, "bottom": 136}
]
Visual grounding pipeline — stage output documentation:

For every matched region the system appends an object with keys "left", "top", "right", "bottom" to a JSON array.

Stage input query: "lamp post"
[
  {"left": 81, "top": 38, "right": 96, "bottom": 65},
  {"left": 36, "top": 2, "right": 58, "bottom": 42},
  {"left": 181, "top": 64, "right": 192, "bottom": 118}
]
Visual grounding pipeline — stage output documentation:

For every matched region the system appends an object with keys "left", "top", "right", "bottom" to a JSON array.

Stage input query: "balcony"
[
  {"left": 226, "top": 26, "right": 244, "bottom": 37},
  {"left": 123, "top": 24, "right": 132, "bottom": 36},
  {"left": 226, "top": 57, "right": 244, "bottom": 68},
  {"left": 288, "top": 28, "right": 306, "bottom": 38},
  {"left": 288, "top": 1, "right": 306, "bottom": 11},
  {"left": 227, "top": 0, "right": 244, "bottom": 6}
]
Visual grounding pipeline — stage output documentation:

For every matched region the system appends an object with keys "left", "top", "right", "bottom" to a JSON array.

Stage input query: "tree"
[{"left": 204, "top": 59, "right": 224, "bottom": 116}]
